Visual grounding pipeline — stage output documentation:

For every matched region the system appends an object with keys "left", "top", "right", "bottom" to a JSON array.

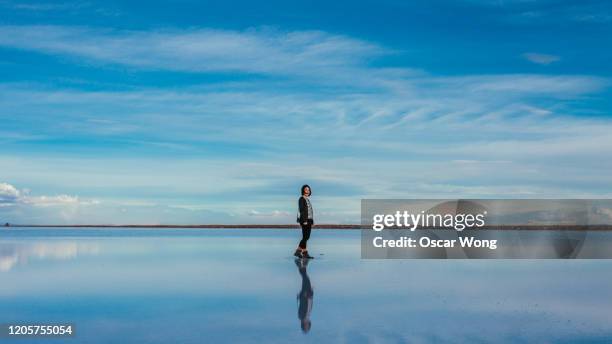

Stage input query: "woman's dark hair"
[{"left": 301, "top": 184, "right": 311, "bottom": 196}]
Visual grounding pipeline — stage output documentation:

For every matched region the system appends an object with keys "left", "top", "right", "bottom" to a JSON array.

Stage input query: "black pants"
[{"left": 299, "top": 221, "right": 312, "bottom": 249}]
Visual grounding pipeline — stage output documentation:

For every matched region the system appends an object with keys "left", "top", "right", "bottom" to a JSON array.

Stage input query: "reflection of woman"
[
  {"left": 295, "top": 258, "right": 313, "bottom": 333},
  {"left": 294, "top": 184, "right": 314, "bottom": 259}
]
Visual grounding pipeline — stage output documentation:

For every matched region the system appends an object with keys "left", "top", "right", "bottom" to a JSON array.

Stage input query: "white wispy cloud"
[
  {"left": 574, "top": 13, "right": 612, "bottom": 23},
  {"left": 0, "top": 25, "right": 611, "bottom": 224},
  {"left": 248, "top": 210, "right": 290, "bottom": 217},
  {"left": 1, "top": 1, "right": 85, "bottom": 11},
  {"left": 0, "top": 25, "right": 384, "bottom": 76},
  {"left": 0, "top": 67, "right": 610, "bottom": 224},
  {"left": 0, "top": 1, "right": 122, "bottom": 17},
  {"left": 0, "top": 182, "right": 96, "bottom": 207},
  {"left": 0, "top": 71, "right": 606, "bottom": 139},
  {"left": 0, "top": 182, "right": 21, "bottom": 206},
  {"left": 522, "top": 52, "right": 561, "bottom": 65},
  {"left": 503, "top": 2, "right": 612, "bottom": 25},
  {"left": 0, "top": 182, "right": 20, "bottom": 196}
]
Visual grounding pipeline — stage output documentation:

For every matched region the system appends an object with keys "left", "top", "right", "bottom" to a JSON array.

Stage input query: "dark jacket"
[{"left": 297, "top": 196, "right": 314, "bottom": 224}]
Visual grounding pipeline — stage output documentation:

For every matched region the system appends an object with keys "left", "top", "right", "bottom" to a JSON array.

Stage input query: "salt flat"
[{"left": 1, "top": 228, "right": 611, "bottom": 343}]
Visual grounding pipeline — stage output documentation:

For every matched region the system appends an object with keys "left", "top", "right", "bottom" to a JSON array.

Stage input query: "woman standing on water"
[{"left": 295, "top": 185, "right": 314, "bottom": 259}]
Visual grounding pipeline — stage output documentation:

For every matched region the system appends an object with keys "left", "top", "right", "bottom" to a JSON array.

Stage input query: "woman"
[{"left": 295, "top": 184, "right": 314, "bottom": 259}]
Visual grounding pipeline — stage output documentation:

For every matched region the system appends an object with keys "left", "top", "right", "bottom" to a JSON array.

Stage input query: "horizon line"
[
  {"left": 2, "top": 224, "right": 363, "bottom": 229},
  {"left": 3, "top": 224, "right": 612, "bottom": 230}
]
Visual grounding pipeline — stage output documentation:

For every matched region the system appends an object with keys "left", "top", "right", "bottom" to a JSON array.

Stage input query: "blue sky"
[{"left": 1, "top": 0, "right": 611, "bottom": 224}]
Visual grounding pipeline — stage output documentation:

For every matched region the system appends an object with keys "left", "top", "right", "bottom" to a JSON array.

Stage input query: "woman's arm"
[{"left": 299, "top": 197, "right": 308, "bottom": 224}]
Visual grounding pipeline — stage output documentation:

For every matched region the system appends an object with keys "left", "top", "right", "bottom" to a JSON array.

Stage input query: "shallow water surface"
[{"left": 1, "top": 228, "right": 611, "bottom": 343}]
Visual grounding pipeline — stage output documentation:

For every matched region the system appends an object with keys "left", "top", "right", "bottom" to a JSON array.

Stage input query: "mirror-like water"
[{"left": 1, "top": 228, "right": 611, "bottom": 343}]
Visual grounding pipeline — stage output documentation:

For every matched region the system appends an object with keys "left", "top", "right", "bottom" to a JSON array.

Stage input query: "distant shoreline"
[
  {"left": 2, "top": 224, "right": 362, "bottom": 229},
  {"left": 3, "top": 224, "right": 612, "bottom": 230}
]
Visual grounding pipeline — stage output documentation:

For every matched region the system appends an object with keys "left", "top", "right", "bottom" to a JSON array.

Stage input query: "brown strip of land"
[
  {"left": 3, "top": 224, "right": 361, "bottom": 229},
  {"left": 3, "top": 224, "right": 612, "bottom": 230}
]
